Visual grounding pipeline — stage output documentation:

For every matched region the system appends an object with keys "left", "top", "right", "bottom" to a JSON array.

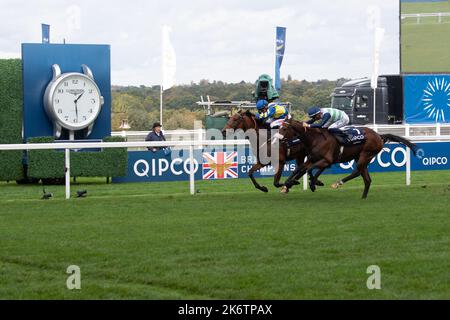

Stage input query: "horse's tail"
[{"left": 380, "top": 134, "right": 417, "bottom": 156}]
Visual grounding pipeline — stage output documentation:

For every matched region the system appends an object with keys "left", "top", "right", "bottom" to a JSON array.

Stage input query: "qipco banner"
[
  {"left": 112, "top": 142, "right": 450, "bottom": 183},
  {"left": 331, "top": 142, "right": 450, "bottom": 174}
]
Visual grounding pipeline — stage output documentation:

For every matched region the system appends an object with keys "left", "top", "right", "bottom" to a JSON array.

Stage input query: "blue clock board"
[{"left": 21, "top": 43, "right": 111, "bottom": 140}]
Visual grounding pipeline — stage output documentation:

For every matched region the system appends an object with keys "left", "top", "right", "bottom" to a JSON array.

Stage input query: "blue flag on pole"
[
  {"left": 41, "top": 24, "right": 50, "bottom": 44},
  {"left": 275, "top": 26, "right": 286, "bottom": 90}
]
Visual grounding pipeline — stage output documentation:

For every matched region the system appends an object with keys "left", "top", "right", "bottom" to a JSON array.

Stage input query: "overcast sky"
[{"left": 0, "top": 0, "right": 400, "bottom": 86}]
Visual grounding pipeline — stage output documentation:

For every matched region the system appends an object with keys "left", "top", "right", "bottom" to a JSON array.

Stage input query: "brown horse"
[
  {"left": 222, "top": 110, "right": 321, "bottom": 192},
  {"left": 277, "top": 119, "right": 417, "bottom": 198}
]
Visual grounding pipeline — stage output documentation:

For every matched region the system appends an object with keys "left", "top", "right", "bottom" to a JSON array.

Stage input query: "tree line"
[{"left": 111, "top": 77, "right": 350, "bottom": 131}]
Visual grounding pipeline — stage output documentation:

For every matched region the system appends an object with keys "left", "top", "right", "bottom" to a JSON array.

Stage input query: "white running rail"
[
  {"left": 112, "top": 124, "right": 450, "bottom": 144},
  {"left": 1, "top": 137, "right": 449, "bottom": 199},
  {"left": 401, "top": 12, "right": 450, "bottom": 23}
]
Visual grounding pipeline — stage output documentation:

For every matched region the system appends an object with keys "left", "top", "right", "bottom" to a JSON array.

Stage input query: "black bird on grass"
[
  {"left": 76, "top": 190, "right": 87, "bottom": 198},
  {"left": 41, "top": 188, "right": 53, "bottom": 200}
]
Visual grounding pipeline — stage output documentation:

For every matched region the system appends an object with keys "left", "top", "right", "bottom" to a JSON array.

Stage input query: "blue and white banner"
[
  {"left": 404, "top": 75, "right": 450, "bottom": 124},
  {"left": 275, "top": 26, "right": 286, "bottom": 91},
  {"left": 41, "top": 24, "right": 50, "bottom": 44},
  {"left": 112, "top": 142, "right": 450, "bottom": 183}
]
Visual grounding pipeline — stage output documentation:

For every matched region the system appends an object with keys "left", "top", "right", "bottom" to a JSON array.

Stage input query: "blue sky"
[{"left": 0, "top": 0, "right": 400, "bottom": 85}]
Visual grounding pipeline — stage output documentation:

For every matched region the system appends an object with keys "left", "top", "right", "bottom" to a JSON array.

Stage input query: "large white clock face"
[{"left": 52, "top": 74, "right": 101, "bottom": 129}]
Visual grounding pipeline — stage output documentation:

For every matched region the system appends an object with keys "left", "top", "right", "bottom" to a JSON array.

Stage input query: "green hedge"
[
  {"left": 0, "top": 59, "right": 25, "bottom": 181},
  {"left": 27, "top": 136, "right": 128, "bottom": 179}
]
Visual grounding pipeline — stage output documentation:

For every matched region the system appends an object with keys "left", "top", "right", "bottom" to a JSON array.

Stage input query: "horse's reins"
[{"left": 243, "top": 114, "right": 274, "bottom": 148}]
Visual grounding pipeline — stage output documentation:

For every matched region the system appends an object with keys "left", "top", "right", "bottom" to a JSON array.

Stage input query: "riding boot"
[{"left": 328, "top": 128, "right": 347, "bottom": 145}]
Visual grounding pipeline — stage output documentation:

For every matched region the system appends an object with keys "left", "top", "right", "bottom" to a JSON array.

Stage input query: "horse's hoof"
[
  {"left": 309, "top": 182, "right": 316, "bottom": 192},
  {"left": 316, "top": 180, "right": 324, "bottom": 187},
  {"left": 331, "top": 181, "right": 343, "bottom": 189},
  {"left": 280, "top": 186, "right": 289, "bottom": 194},
  {"left": 259, "top": 186, "right": 269, "bottom": 193}
]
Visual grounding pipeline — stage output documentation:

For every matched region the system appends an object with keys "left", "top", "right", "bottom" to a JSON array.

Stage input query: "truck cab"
[{"left": 331, "top": 75, "right": 403, "bottom": 125}]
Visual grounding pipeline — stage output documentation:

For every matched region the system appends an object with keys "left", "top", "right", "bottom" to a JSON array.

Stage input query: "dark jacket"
[
  {"left": 306, "top": 113, "right": 331, "bottom": 128},
  {"left": 145, "top": 130, "right": 166, "bottom": 151}
]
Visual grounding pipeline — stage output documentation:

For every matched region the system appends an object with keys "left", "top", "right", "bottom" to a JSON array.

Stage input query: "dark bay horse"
[
  {"left": 277, "top": 119, "right": 417, "bottom": 198},
  {"left": 222, "top": 111, "right": 321, "bottom": 192}
]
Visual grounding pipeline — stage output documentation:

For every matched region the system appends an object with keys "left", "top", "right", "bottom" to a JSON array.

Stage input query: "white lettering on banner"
[
  {"left": 340, "top": 147, "right": 407, "bottom": 170},
  {"left": 239, "top": 163, "right": 295, "bottom": 175},
  {"left": 134, "top": 159, "right": 149, "bottom": 177},
  {"left": 171, "top": 159, "right": 183, "bottom": 175},
  {"left": 183, "top": 158, "right": 199, "bottom": 174},
  {"left": 285, "top": 163, "right": 296, "bottom": 171},
  {"left": 159, "top": 158, "right": 169, "bottom": 176},
  {"left": 423, "top": 157, "right": 448, "bottom": 166},
  {"left": 133, "top": 158, "right": 199, "bottom": 177},
  {"left": 241, "top": 155, "right": 256, "bottom": 164},
  {"left": 340, "top": 161, "right": 354, "bottom": 170},
  {"left": 391, "top": 147, "right": 407, "bottom": 167},
  {"left": 377, "top": 147, "right": 391, "bottom": 168},
  {"left": 152, "top": 159, "right": 156, "bottom": 176}
]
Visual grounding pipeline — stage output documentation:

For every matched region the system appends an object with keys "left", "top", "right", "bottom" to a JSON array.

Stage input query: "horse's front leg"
[
  {"left": 281, "top": 164, "right": 309, "bottom": 194},
  {"left": 282, "top": 159, "right": 329, "bottom": 194},
  {"left": 308, "top": 167, "right": 326, "bottom": 192},
  {"left": 283, "top": 164, "right": 306, "bottom": 189},
  {"left": 248, "top": 162, "right": 269, "bottom": 193},
  {"left": 308, "top": 168, "right": 325, "bottom": 187},
  {"left": 273, "top": 161, "right": 285, "bottom": 188}
]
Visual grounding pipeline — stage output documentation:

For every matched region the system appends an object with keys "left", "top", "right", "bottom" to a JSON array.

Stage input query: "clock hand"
[
  {"left": 75, "top": 101, "right": 79, "bottom": 121},
  {"left": 75, "top": 92, "right": 84, "bottom": 103},
  {"left": 73, "top": 92, "right": 84, "bottom": 122}
]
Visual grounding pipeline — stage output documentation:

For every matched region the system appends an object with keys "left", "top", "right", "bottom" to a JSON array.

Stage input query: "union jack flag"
[{"left": 202, "top": 152, "right": 238, "bottom": 180}]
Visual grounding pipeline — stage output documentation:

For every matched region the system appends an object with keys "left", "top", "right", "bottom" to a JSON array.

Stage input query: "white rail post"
[
  {"left": 65, "top": 148, "right": 71, "bottom": 199},
  {"left": 303, "top": 156, "right": 308, "bottom": 191},
  {"left": 406, "top": 147, "right": 411, "bottom": 186},
  {"left": 189, "top": 144, "right": 195, "bottom": 195},
  {"left": 303, "top": 173, "right": 308, "bottom": 191}
]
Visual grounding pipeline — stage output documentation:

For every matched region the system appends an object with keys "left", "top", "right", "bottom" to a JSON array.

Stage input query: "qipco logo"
[
  {"left": 133, "top": 158, "right": 199, "bottom": 177},
  {"left": 340, "top": 147, "right": 407, "bottom": 170},
  {"left": 422, "top": 156, "right": 448, "bottom": 166}
]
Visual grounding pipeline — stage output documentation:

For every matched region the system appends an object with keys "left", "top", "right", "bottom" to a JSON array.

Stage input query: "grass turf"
[
  {"left": 0, "top": 170, "right": 449, "bottom": 299},
  {"left": 401, "top": 1, "right": 450, "bottom": 72}
]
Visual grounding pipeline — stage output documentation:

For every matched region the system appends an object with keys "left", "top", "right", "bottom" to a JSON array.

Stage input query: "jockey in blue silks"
[{"left": 255, "top": 99, "right": 290, "bottom": 128}]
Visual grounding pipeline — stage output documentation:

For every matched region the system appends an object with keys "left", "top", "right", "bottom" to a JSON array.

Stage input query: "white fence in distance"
[{"left": 401, "top": 12, "right": 450, "bottom": 24}]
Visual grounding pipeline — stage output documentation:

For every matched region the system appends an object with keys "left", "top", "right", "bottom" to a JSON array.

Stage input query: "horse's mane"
[
  {"left": 284, "top": 119, "right": 303, "bottom": 136},
  {"left": 284, "top": 119, "right": 328, "bottom": 140},
  {"left": 244, "top": 110, "right": 255, "bottom": 118}
]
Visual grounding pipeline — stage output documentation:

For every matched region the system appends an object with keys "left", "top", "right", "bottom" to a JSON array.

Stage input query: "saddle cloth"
[{"left": 340, "top": 127, "right": 366, "bottom": 145}]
